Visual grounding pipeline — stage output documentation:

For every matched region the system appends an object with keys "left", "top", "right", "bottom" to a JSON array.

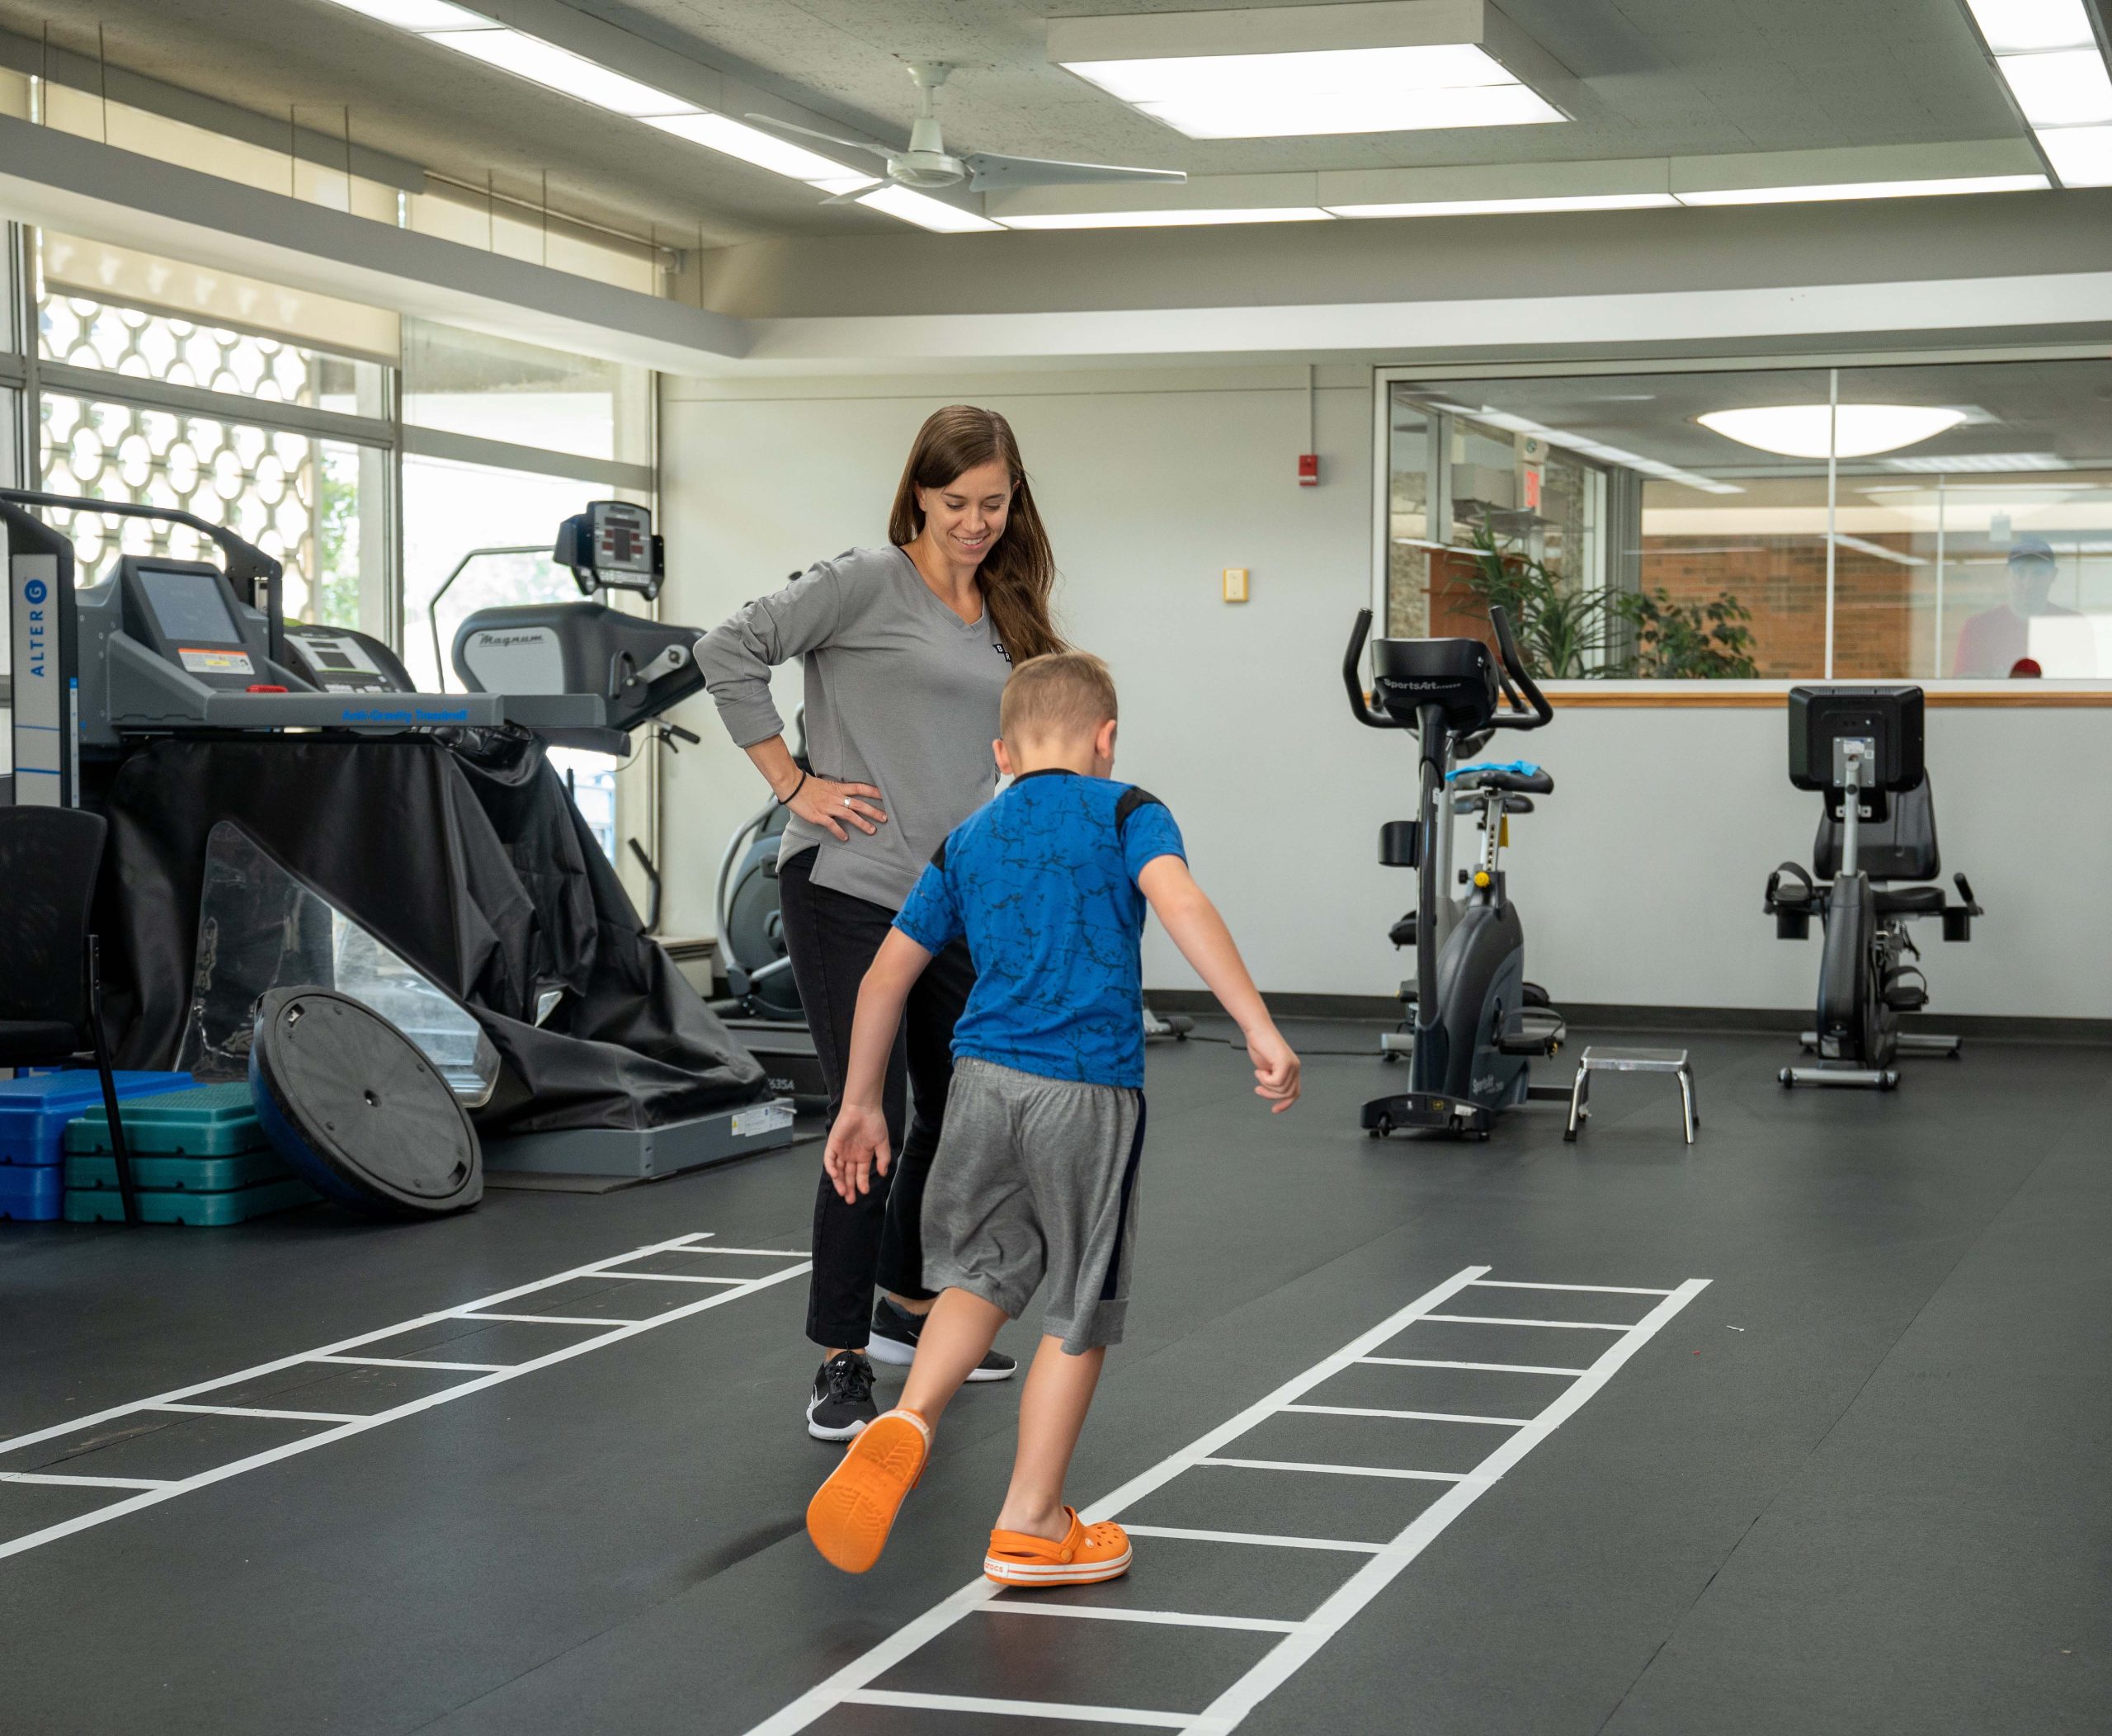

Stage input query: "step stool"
[{"left": 1563, "top": 1047, "right": 1699, "bottom": 1145}]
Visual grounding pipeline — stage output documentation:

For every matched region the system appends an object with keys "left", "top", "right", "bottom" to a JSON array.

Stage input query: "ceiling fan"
[{"left": 746, "top": 61, "right": 1186, "bottom": 196}]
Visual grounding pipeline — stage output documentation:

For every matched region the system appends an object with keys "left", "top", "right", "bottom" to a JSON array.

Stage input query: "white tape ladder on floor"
[
  {"left": 0, "top": 1232, "right": 809, "bottom": 1564},
  {"left": 747, "top": 1263, "right": 1709, "bottom": 1735}
]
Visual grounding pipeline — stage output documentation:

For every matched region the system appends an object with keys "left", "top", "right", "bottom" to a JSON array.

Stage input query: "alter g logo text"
[{"left": 21, "top": 576, "right": 49, "bottom": 681}]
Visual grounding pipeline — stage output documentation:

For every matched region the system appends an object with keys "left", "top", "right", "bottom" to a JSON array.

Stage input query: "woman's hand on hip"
[{"left": 790, "top": 776, "right": 888, "bottom": 841}]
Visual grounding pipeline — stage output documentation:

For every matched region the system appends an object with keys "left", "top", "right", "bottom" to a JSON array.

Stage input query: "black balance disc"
[{"left": 249, "top": 986, "right": 483, "bottom": 1216}]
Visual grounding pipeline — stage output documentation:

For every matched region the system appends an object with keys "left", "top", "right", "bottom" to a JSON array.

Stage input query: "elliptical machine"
[
  {"left": 1764, "top": 686, "right": 1982, "bottom": 1089},
  {"left": 1346, "top": 605, "right": 1567, "bottom": 1139}
]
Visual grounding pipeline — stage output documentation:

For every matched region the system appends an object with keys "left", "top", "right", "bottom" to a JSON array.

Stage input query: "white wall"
[{"left": 658, "top": 369, "right": 2112, "bottom": 1021}]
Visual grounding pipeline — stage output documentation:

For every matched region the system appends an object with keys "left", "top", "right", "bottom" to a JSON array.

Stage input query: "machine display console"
[
  {"left": 554, "top": 500, "right": 663, "bottom": 600},
  {"left": 123, "top": 559, "right": 261, "bottom": 686},
  {"left": 282, "top": 623, "right": 414, "bottom": 694}
]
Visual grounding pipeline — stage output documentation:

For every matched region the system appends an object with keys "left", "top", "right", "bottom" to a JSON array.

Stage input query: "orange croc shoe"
[
  {"left": 984, "top": 1508, "right": 1133, "bottom": 1587},
  {"left": 806, "top": 1408, "right": 931, "bottom": 1574}
]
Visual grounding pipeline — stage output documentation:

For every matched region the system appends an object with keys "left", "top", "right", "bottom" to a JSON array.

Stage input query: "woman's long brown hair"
[{"left": 889, "top": 405, "right": 1065, "bottom": 662}]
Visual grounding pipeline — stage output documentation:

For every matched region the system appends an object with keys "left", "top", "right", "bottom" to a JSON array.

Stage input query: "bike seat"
[
  {"left": 1873, "top": 883, "right": 1945, "bottom": 916},
  {"left": 1454, "top": 766, "right": 1553, "bottom": 795}
]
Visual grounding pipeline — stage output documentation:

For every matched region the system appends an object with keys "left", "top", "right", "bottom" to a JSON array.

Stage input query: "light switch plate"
[{"left": 1223, "top": 567, "right": 1250, "bottom": 603}]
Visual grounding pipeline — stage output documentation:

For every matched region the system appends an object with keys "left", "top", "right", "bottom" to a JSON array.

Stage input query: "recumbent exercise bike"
[
  {"left": 1764, "top": 686, "right": 1982, "bottom": 1090},
  {"left": 1345, "top": 604, "right": 1568, "bottom": 1139}
]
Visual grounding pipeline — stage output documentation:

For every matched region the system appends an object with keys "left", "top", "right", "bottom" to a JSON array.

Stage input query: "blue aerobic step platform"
[
  {"left": 64, "top": 1083, "right": 266, "bottom": 1158},
  {"left": 65, "top": 1149, "right": 295, "bottom": 1194},
  {"left": 0, "top": 1071, "right": 195, "bottom": 1167},
  {"left": 64, "top": 1177, "right": 318, "bottom": 1226},
  {"left": 0, "top": 1165, "right": 67, "bottom": 1220}
]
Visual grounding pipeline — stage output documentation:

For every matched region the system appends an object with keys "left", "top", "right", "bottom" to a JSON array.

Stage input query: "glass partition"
[
  {"left": 1383, "top": 356, "right": 2112, "bottom": 680},
  {"left": 179, "top": 822, "right": 499, "bottom": 1105}
]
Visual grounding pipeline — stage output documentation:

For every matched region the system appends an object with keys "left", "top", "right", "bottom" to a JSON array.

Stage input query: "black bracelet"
[{"left": 776, "top": 771, "right": 808, "bottom": 807}]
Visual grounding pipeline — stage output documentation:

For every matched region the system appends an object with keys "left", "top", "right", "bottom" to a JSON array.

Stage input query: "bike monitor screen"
[{"left": 137, "top": 564, "right": 244, "bottom": 646}]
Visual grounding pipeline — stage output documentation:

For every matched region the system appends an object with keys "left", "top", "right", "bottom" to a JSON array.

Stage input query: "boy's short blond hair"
[{"left": 1000, "top": 651, "right": 1118, "bottom": 743}]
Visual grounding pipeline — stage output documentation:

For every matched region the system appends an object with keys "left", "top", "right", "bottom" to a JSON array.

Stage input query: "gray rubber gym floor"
[{"left": 2, "top": 1020, "right": 2105, "bottom": 1735}]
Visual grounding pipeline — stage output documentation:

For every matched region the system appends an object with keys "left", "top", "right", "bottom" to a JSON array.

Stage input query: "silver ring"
[{"left": 843, "top": 796, "right": 852, "bottom": 809}]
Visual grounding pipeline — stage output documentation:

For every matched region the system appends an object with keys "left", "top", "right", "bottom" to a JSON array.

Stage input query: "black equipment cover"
[
  {"left": 250, "top": 987, "right": 483, "bottom": 1215},
  {"left": 92, "top": 732, "right": 766, "bottom": 1136}
]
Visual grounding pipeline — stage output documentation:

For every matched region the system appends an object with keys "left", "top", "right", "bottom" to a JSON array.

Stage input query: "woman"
[{"left": 698, "top": 405, "right": 1065, "bottom": 1440}]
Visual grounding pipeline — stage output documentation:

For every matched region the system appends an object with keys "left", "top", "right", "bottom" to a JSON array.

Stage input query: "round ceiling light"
[{"left": 1695, "top": 404, "right": 1968, "bottom": 458}]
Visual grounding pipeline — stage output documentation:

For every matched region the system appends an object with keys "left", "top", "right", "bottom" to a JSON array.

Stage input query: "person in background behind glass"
[{"left": 1952, "top": 535, "right": 2086, "bottom": 677}]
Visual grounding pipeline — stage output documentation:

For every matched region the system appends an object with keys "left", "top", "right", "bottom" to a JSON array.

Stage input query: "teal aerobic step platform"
[
  {"left": 0, "top": 1071, "right": 194, "bottom": 1166},
  {"left": 66, "top": 1150, "right": 294, "bottom": 1193},
  {"left": 64, "top": 1177, "right": 317, "bottom": 1225},
  {"left": 64, "top": 1083, "right": 266, "bottom": 1158}
]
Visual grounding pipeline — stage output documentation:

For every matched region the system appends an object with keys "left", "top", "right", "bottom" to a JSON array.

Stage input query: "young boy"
[{"left": 804, "top": 650, "right": 1299, "bottom": 1587}]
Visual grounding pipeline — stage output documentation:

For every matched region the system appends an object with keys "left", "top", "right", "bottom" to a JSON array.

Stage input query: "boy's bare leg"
[
  {"left": 898, "top": 1288, "right": 1008, "bottom": 1420},
  {"left": 993, "top": 1337, "right": 1105, "bottom": 1541}
]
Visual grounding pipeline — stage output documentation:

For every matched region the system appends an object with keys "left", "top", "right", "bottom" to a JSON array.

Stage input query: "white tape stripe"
[
  {"left": 601, "top": 1272, "right": 749, "bottom": 1285},
  {"left": 980, "top": 1602, "right": 1299, "bottom": 1635},
  {"left": 1422, "top": 1314, "right": 1629, "bottom": 1331},
  {"left": 1201, "top": 1457, "right": 1475, "bottom": 1484},
  {"left": 739, "top": 1265, "right": 1492, "bottom": 1736},
  {"left": 309, "top": 1356, "right": 510, "bottom": 1372},
  {"left": 1187, "top": 1279, "right": 1711, "bottom": 1734},
  {"left": 1471, "top": 1280, "right": 1674, "bottom": 1295},
  {"left": 1280, "top": 1403, "right": 1530, "bottom": 1427},
  {"left": 1355, "top": 1356, "right": 1590, "bottom": 1375},
  {"left": 844, "top": 1688, "right": 1193, "bottom": 1727},
  {"left": 658, "top": 1246, "right": 808, "bottom": 1257},
  {"left": 0, "top": 1252, "right": 810, "bottom": 1564},
  {"left": 1120, "top": 1524, "right": 1383, "bottom": 1554},
  {"left": 0, "top": 1230, "right": 723, "bottom": 1458},
  {"left": 0, "top": 1472, "right": 171, "bottom": 1489},
  {"left": 147, "top": 1403, "right": 364, "bottom": 1423},
  {"left": 451, "top": 1314, "right": 636, "bottom": 1328}
]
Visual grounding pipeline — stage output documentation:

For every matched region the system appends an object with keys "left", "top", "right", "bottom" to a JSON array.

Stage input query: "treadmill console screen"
[
  {"left": 590, "top": 502, "right": 654, "bottom": 578},
  {"left": 138, "top": 563, "right": 244, "bottom": 646}
]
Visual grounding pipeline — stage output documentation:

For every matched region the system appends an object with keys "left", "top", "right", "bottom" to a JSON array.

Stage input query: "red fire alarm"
[{"left": 1298, "top": 453, "right": 1320, "bottom": 487}]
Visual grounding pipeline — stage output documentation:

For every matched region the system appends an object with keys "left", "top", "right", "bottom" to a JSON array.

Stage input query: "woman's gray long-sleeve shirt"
[{"left": 697, "top": 545, "right": 1013, "bottom": 913}]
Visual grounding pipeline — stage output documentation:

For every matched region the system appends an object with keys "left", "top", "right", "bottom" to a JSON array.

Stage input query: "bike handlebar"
[
  {"left": 1485, "top": 604, "right": 1553, "bottom": 730},
  {"left": 1342, "top": 608, "right": 1402, "bottom": 729}
]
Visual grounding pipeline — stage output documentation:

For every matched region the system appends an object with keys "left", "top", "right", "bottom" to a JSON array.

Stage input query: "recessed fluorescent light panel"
[
  {"left": 427, "top": 29, "right": 695, "bottom": 116},
  {"left": 644, "top": 115, "right": 876, "bottom": 194},
  {"left": 1050, "top": 2, "right": 1568, "bottom": 139},
  {"left": 997, "top": 205, "right": 1330, "bottom": 228},
  {"left": 1698, "top": 405, "right": 1968, "bottom": 459},
  {"left": 1883, "top": 451, "right": 2068, "bottom": 473},
  {"left": 1964, "top": 0, "right": 2097, "bottom": 53},
  {"left": 1329, "top": 191, "right": 1677, "bottom": 217},
  {"left": 319, "top": 0, "right": 488, "bottom": 27},
  {"left": 1962, "top": 0, "right": 2112, "bottom": 186},
  {"left": 2034, "top": 121, "right": 2112, "bottom": 182},
  {"left": 318, "top": 0, "right": 898, "bottom": 205},
  {"left": 857, "top": 186, "right": 1005, "bottom": 233},
  {"left": 1440, "top": 404, "right": 1742, "bottom": 494},
  {"left": 1675, "top": 172, "right": 2047, "bottom": 205}
]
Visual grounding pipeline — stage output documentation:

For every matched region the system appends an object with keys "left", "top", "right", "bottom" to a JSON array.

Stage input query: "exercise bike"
[
  {"left": 1345, "top": 604, "right": 1568, "bottom": 1139},
  {"left": 1764, "top": 686, "right": 1981, "bottom": 1089}
]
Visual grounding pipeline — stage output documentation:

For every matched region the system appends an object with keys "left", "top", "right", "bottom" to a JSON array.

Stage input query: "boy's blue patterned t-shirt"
[{"left": 893, "top": 769, "right": 1186, "bottom": 1089}]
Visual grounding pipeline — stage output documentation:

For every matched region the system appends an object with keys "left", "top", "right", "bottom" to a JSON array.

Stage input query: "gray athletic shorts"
[{"left": 921, "top": 1058, "right": 1147, "bottom": 1355}]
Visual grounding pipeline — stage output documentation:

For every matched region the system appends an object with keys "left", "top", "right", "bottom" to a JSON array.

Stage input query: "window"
[
  {"left": 403, "top": 318, "right": 651, "bottom": 465},
  {"left": 37, "top": 393, "right": 375, "bottom": 630},
  {"left": 1380, "top": 357, "right": 2112, "bottom": 681},
  {"left": 6, "top": 222, "right": 662, "bottom": 858}
]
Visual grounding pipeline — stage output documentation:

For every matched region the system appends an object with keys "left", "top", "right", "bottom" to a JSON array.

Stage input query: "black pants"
[{"left": 777, "top": 847, "right": 976, "bottom": 1351}]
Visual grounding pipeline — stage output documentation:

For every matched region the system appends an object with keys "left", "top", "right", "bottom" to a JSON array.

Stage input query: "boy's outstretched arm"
[
  {"left": 1138, "top": 856, "right": 1300, "bottom": 1111},
  {"left": 823, "top": 929, "right": 934, "bottom": 1200}
]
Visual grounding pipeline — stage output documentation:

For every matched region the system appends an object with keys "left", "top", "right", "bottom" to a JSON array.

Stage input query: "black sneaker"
[
  {"left": 807, "top": 1351, "right": 879, "bottom": 1441},
  {"left": 868, "top": 1295, "right": 1017, "bottom": 1381}
]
